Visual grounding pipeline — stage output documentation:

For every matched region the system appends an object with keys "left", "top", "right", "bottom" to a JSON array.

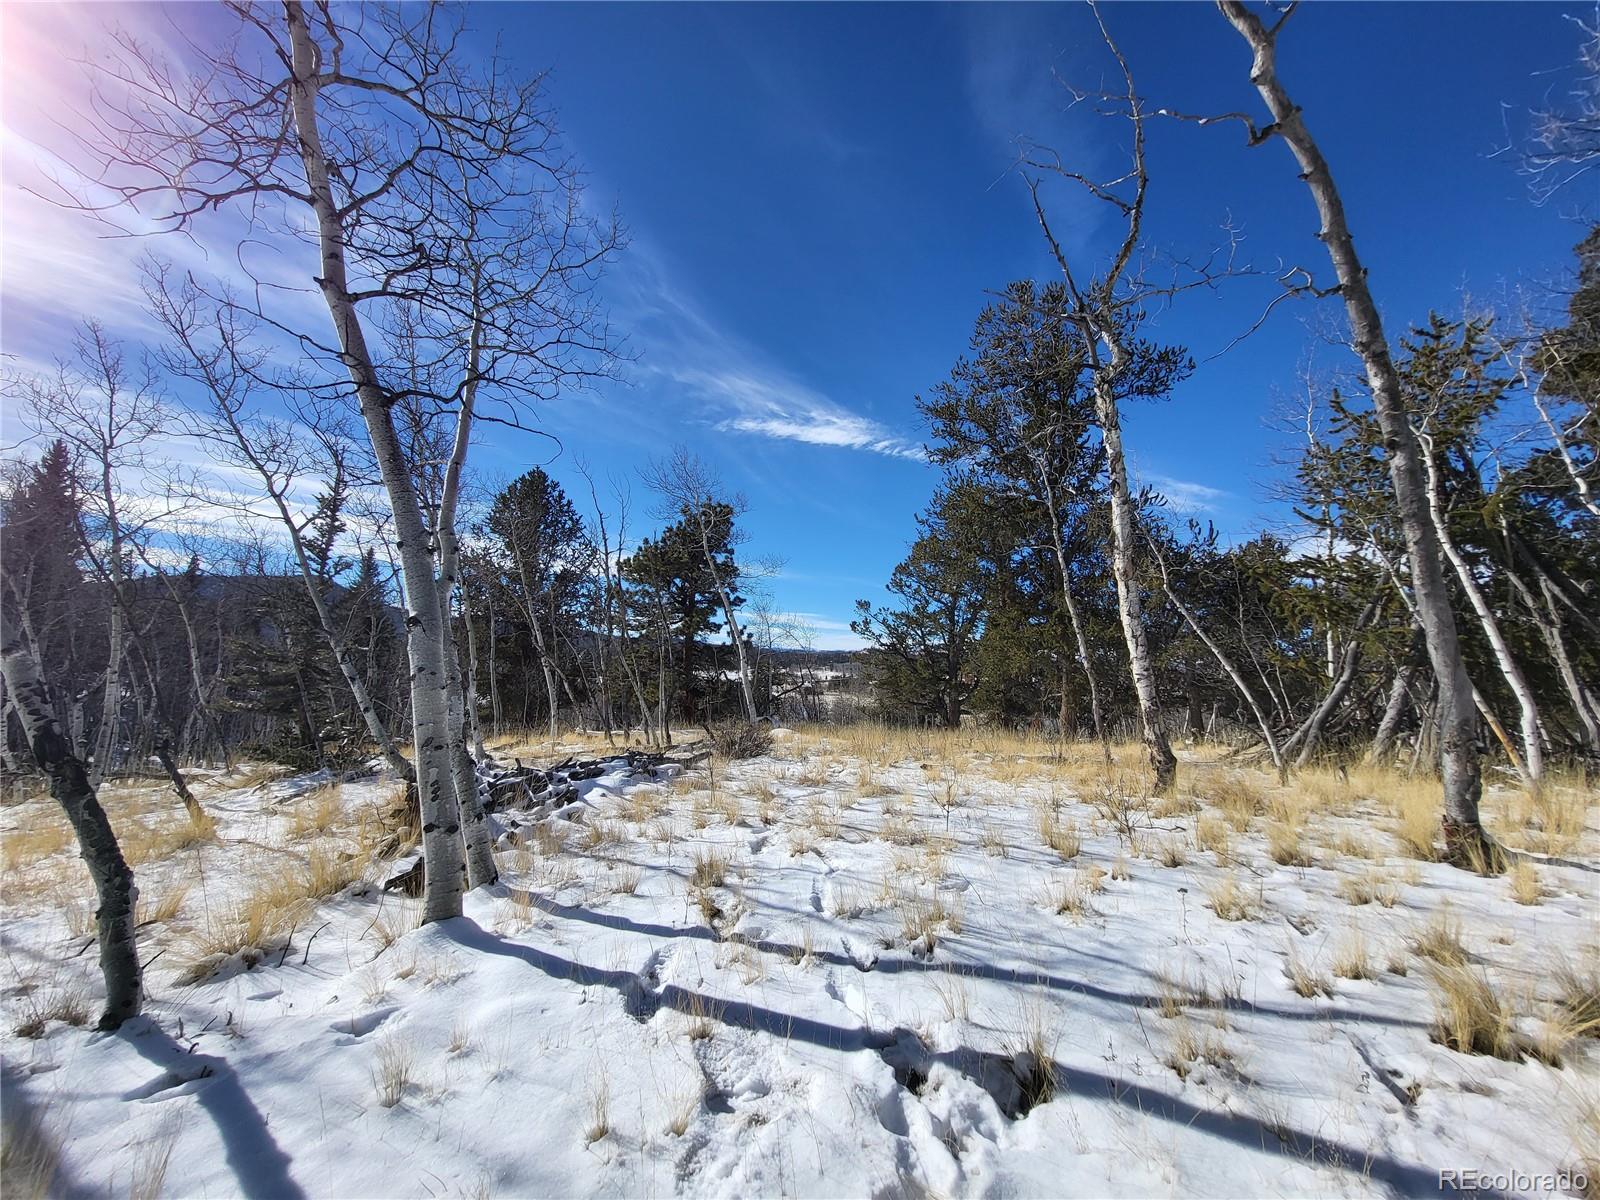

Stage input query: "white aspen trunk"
[
  {"left": 1219, "top": 1, "right": 1487, "bottom": 858},
  {"left": 462, "top": 591, "right": 487, "bottom": 761},
  {"left": 610, "top": 566, "right": 656, "bottom": 746},
  {"left": 1284, "top": 596, "right": 1378, "bottom": 769},
  {"left": 285, "top": 2, "right": 464, "bottom": 921},
  {"left": 432, "top": 321, "right": 497, "bottom": 890},
  {"left": 89, "top": 464, "right": 126, "bottom": 789},
  {"left": 1421, "top": 447, "right": 1544, "bottom": 786},
  {"left": 1092, "top": 365, "right": 1177, "bottom": 792},
  {"left": 1037, "top": 465, "right": 1109, "bottom": 753},
  {"left": 485, "top": 589, "right": 503, "bottom": 736},
  {"left": 1510, "top": 561, "right": 1600, "bottom": 760},
  {"left": 3, "top": 635, "right": 141, "bottom": 1028}
]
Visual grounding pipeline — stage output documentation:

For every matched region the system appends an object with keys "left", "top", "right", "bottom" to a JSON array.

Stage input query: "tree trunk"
[
  {"left": 462, "top": 598, "right": 487, "bottom": 761},
  {"left": 432, "top": 323, "right": 498, "bottom": 891},
  {"left": 1093, "top": 369, "right": 1177, "bottom": 793},
  {"left": 485, "top": 591, "right": 503, "bottom": 736},
  {"left": 153, "top": 739, "right": 205, "bottom": 824},
  {"left": 1219, "top": 1, "right": 1486, "bottom": 861},
  {"left": 90, "top": 583, "right": 124, "bottom": 789},
  {"left": 1366, "top": 628, "right": 1424, "bottom": 766},
  {"left": 1155, "top": 552, "right": 1285, "bottom": 778},
  {"left": 1284, "top": 597, "right": 1379, "bottom": 769},
  {"left": 286, "top": 2, "right": 464, "bottom": 921},
  {"left": 1041, "top": 478, "right": 1110, "bottom": 756},
  {"left": 2, "top": 635, "right": 141, "bottom": 1029},
  {"left": 1421, "top": 447, "right": 1543, "bottom": 787}
]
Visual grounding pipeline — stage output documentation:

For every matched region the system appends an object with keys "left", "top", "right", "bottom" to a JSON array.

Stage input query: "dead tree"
[
  {"left": 82, "top": 3, "right": 620, "bottom": 918},
  {"left": 1, "top": 632, "right": 141, "bottom": 1029},
  {"left": 1021, "top": 10, "right": 1189, "bottom": 793},
  {"left": 1217, "top": 1, "right": 1490, "bottom": 864}
]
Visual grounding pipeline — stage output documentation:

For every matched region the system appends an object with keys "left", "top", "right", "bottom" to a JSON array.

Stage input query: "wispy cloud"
[
  {"left": 1144, "top": 473, "right": 1231, "bottom": 514},
  {"left": 615, "top": 245, "right": 924, "bottom": 461}
]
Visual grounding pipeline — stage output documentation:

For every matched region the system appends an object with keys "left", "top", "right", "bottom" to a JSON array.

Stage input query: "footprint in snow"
[{"left": 331, "top": 1005, "right": 399, "bottom": 1043}]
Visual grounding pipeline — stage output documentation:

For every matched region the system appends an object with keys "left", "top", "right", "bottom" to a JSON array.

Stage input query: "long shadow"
[
  {"left": 1, "top": 1063, "right": 94, "bottom": 1200},
  {"left": 440, "top": 917, "right": 1498, "bottom": 1199},
  {"left": 117, "top": 1018, "right": 305, "bottom": 1200},
  {"left": 515, "top": 889, "right": 1429, "bottom": 1031}
]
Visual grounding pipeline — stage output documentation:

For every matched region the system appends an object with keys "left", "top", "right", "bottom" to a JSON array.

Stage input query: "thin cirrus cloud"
[
  {"left": 1144, "top": 472, "right": 1231, "bottom": 514},
  {"left": 673, "top": 365, "right": 926, "bottom": 461},
  {"left": 616, "top": 244, "right": 926, "bottom": 463}
]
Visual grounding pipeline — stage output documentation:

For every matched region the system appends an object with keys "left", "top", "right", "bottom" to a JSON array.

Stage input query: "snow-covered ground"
[{"left": 3, "top": 729, "right": 1597, "bottom": 1198}]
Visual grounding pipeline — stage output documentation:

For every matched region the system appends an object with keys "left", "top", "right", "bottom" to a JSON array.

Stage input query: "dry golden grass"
[
  {"left": 1325, "top": 827, "right": 1380, "bottom": 861},
  {"left": 690, "top": 847, "right": 728, "bottom": 888},
  {"left": 1208, "top": 771, "right": 1270, "bottom": 830},
  {"left": 1041, "top": 876, "right": 1095, "bottom": 921},
  {"left": 1037, "top": 806, "right": 1081, "bottom": 860},
  {"left": 373, "top": 1035, "right": 416, "bottom": 1108},
  {"left": 1495, "top": 784, "right": 1593, "bottom": 855},
  {"left": 1195, "top": 814, "right": 1233, "bottom": 863},
  {"left": 177, "top": 847, "right": 363, "bottom": 981},
  {"left": 0, "top": 1087, "right": 62, "bottom": 1199},
  {"left": 1426, "top": 962, "right": 1520, "bottom": 1061},
  {"left": 1338, "top": 866, "right": 1400, "bottom": 908},
  {"left": 288, "top": 784, "right": 344, "bottom": 839},
  {"left": 579, "top": 818, "right": 625, "bottom": 851},
  {"left": 1553, "top": 956, "right": 1600, "bottom": 1042},
  {"left": 2, "top": 821, "right": 72, "bottom": 871},
  {"left": 1267, "top": 819, "right": 1313, "bottom": 867},
  {"left": 1155, "top": 838, "right": 1188, "bottom": 868},
  {"left": 1163, "top": 1017, "right": 1237, "bottom": 1081},
  {"left": 135, "top": 884, "right": 189, "bottom": 927},
  {"left": 119, "top": 809, "right": 218, "bottom": 866},
  {"left": 11, "top": 981, "right": 90, "bottom": 1038},
  {"left": 898, "top": 888, "right": 954, "bottom": 951},
  {"left": 1507, "top": 859, "right": 1544, "bottom": 905},
  {"left": 978, "top": 825, "right": 1009, "bottom": 857},
  {"left": 1332, "top": 930, "right": 1375, "bottom": 980},
  {"left": 1206, "top": 875, "right": 1259, "bottom": 922},
  {"left": 1284, "top": 949, "right": 1334, "bottom": 998},
  {"left": 1409, "top": 908, "right": 1467, "bottom": 966},
  {"left": 1153, "top": 963, "right": 1223, "bottom": 1019}
]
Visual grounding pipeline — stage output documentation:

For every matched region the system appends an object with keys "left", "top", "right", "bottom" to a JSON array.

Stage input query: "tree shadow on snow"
[
  {"left": 440, "top": 916, "right": 1503, "bottom": 1200},
  {"left": 116, "top": 1018, "right": 306, "bottom": 1200},
  {"left": 510, "top": 888, "right": 1432, "bottom": 1033}
]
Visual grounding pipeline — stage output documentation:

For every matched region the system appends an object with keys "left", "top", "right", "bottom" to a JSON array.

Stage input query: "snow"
[{"left": 3, "top": 737, "right": 1596, "bottom": 1198}]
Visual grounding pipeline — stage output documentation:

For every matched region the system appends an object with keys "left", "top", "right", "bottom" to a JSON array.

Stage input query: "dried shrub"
[{"left": 710, "top": 722, "right": 772, "bottom": 761}]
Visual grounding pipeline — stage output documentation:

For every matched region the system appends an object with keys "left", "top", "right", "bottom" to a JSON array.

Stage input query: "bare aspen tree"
[
  {"left": 151, "top": 283, "right": 415, "bottom": 781},
  {"left": 1217, "top": 1, "right": 1490, "bottom": 862},
  {"left": 1419, "top": 433, "right": 1545, "bottom": 787},
  {"left": 1, "top": 632, "right": 140, "bottom": 1029},
  {"left": 80, "top": 3, "right": 620, "bottom": 917},
  {"left": 1021, "top": 11, "right": 1188, "bottom": 793},
  {"left": 15, "top": 326, "right": 166, "bottom": 788}
]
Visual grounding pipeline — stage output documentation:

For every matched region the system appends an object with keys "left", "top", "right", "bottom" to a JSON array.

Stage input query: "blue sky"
[{"left": 2, "top": 3, "right": 1591, "bottom": 648}]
